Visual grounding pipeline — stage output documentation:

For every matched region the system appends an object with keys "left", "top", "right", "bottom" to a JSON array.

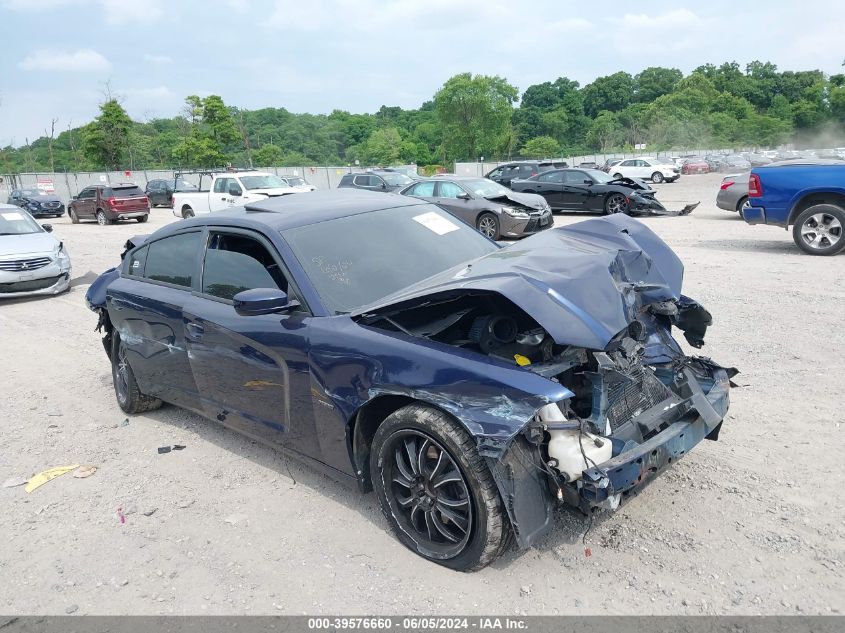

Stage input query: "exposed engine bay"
[{"left": 358, "top": 289, "right": 732, "bottom": 515}]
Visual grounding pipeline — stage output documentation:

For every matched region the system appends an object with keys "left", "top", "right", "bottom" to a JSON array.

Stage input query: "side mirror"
[
  {"left": 71, "top": 195, "right": 78, "bottom": 200},
  {"left": 228, "top": 186, "right": 242, "bottom": 197},
  {"left": 584, "top": 179, "right": 593, "bottom": 185},
  {"left": 233, "top": 288, "right": 300, "bottom": 316},
  {"left": 380, "top": 182, "right": 387, "bottom": 189},
  {"left": 42, "top": 224, "right": 53, "bottom": 233},
  {"left": 456, "top": 192, "right": 471, "bottom": 200}
]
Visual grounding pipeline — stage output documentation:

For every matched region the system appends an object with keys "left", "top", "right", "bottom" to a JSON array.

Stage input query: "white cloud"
[
  {"left": 143, "top": 53, "right": 172, "bottom": 64},
  {"left": 19, "top": 49, "right": 111, "bottom": 72},
  {"left": 622, "top": 8, "right": 700, "bottom": 29},
  {"left": 548, "top": 17, "right": 593, "bottom": 32},
  {"left": 1, "top": 0, "right": 82, "bottom": 9},
  {"left": 126, "top": 85, "right": 172, "bottom": 98}
]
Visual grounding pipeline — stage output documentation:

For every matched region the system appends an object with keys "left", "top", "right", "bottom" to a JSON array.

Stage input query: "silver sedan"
[
  {"left": 0, "top": 203, "right": 71, "bottom": 298},
  {"left": 716, "top": 173, "right": 749, "bottom": 217}
]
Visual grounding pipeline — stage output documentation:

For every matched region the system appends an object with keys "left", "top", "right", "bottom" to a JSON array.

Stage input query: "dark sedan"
[
  {"left": 145, "top": 178, "right": 198, "bottom": 207},
  {"left": 510, "top": 168, "right": 671, "bottom": 215},
  {"left": 399, "top": 177, "right": 552, "bottom": 240},
  {"left": 85, "top": 190, "right": 733, "bottom": 571},
  {"left": 6, "top": 188, "right": 65, "bottom": 218}
]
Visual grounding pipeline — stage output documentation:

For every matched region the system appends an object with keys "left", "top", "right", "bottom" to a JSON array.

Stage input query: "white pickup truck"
[{"left": 171, "top": 171, "right": 308, "bottom": 219}]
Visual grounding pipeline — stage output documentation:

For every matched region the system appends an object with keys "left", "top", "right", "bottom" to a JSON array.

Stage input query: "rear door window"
[
  {"left": 143, "top": 232, "right": 202, "bottom": 288},
  {"left": 538, "top": 171, "right": 564, "bottom": 183}
]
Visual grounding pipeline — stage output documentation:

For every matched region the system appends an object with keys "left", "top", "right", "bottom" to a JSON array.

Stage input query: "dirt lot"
[{"left": 1, "top": 173, "right": 843, "bottom": 616}]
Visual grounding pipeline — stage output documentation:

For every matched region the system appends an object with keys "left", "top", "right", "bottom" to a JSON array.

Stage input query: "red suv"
[{"left": 68, "top": 184, "right": 150, "bottom": 225}]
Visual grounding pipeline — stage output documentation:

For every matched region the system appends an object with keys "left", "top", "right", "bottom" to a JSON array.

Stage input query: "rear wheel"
[
  {"left": 604, "top": 193, "right": 629, "bottom": 215},
  {"left": 476, "top": 213, "right": 500, "bottom": 240},
  {"left": 370, "top": 404, "right": 511, "bottom": 571},
  {"left": 736, "top": 196, "right": 748, "bottom": 219},
  {"left": 792, "top": 204, "right": 845, "bottom": 255},
  {"left": 182, "top": 206, "right": 195, "bottom": 219},
  {"left": 96, "top": 210, "right": 111, "bottom": 226},
  {"left": 651, "top": 171, "right": 664, "bottom": 183},
  {"left": 111, "top": 334, "right": 162, "bottom": 414},
  {"left": 137, "top": 215, "right": 148, "bottom": 223}
]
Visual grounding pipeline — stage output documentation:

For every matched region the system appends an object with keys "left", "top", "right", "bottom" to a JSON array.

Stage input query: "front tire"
[
  {"left": 476, "top": 212, "right": 500, "bottom": 240},
  {"left": 370, "top": 404, "right": 511, "bottom": 572},
  {"left": 792, "top": 204, "right": 845, "bottom": 255},
  {"left": 651, "top": 171, "right": 664, "bottom": 183},
  {"left": 69, "top": 208, "right": 79, "bottom": 224},
  {"left": 111, "top": 334, "right": 162, "bottom": 414},
  {"left": 613, "top": 173, "right": 623, "bottom": 179},
  {"left": 604, "top": 193, "right": 629, "bottom": 215}
]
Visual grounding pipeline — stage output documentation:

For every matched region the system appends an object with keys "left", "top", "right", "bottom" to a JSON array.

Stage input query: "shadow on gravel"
[{"left": 693, "top": 238, "right": 806, "bottom": 254}]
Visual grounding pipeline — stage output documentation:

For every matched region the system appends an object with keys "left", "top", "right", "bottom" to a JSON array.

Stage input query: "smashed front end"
[{"left": 353, "top": 214, "right": 735, "bottom": 547}]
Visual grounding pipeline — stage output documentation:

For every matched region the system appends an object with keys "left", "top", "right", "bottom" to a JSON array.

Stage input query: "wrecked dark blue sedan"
[{"left": 86, "top": 189, "right": 734, "bottom": 571}]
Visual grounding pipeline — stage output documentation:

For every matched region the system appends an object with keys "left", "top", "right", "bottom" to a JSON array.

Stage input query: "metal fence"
[{"left": 0, "top": 165, "right": 419, "bottom": 204}]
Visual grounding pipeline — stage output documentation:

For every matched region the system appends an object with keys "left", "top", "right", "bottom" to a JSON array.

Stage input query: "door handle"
[{"left": 185, "top": 322, "right": 204, "bottom": 341}]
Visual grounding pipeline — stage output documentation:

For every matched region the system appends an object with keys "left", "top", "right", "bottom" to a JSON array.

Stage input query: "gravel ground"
[{"left": 0, "top": 173, "right": 843, "bottom": 616}]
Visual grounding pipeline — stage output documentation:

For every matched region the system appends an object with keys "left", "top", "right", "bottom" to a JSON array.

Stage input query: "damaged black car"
[
  {"left": 85, "top": 189, "right": 733, "bottom": 572},
  {"left": 510, "top": 168, "right": 699, "bottom": 216}
]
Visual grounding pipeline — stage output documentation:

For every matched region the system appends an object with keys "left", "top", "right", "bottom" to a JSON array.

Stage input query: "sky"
[{"left": 1, "top": 0, "right": 844, "bottom": 147}]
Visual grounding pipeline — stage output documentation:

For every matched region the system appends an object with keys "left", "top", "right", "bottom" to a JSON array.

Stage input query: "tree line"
[{"left": 3, "top": 61, "right": 845, "bottom": 174}]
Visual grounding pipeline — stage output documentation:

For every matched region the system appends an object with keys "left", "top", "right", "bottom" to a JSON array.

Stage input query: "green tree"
[
  {"left": 81, "top": 99, "right": 133, "bottom": 169},
  {"left": 434, "top": 73, "right": 518, "bottom": 160},
  {"left": 582, "top": 72, "right": 635, "bottom": 117},
  {"left": 363, "top": 127, "right": 402, "bottom": 165},
  {"left": 252, "top": 143, "right": 285, "bottom": 166},
  {"left": 585, "top": 111, "right": 623, "bottom": 151},
  {"left": 520, "top": 136, "right": 561, "bottom": 158},
  {"left": 635, "top": 67, "right": 683, "bottom": 102}
]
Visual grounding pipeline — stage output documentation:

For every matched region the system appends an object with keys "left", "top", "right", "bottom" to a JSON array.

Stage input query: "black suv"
[
  {"left": 145, "top": 178, "right": 198, "bottom": 207},
  {"left": 337, "top": 170, "right": 414, "bottom": 192},
  {"left": 485, "top": 160, "right": 569, "bottom": 188}
]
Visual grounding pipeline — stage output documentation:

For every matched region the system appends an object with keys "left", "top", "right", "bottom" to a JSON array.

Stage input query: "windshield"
[
  {"left": 240, "top": 175, "right": 291, "bottom": 190},
  {"left": 379, "top": 173, "right": 413, "bottom": 186},
  {"left": 20, "top": 189, "right": 50, "bottom": 197},
  {"left": 585, "top": 169, "right": 613, "bottom": 183},
  {"left": 0, "top": 208, "right": 43, "bottom": 235},
  {"left": 285, "top": 177, "right": 307, "bottom": 186},
  {"left": 461, "top": 178, "right": 510, "bottom": 198},
  {"left": 282, "top": 204, "right": 498, "bottom": 313}
]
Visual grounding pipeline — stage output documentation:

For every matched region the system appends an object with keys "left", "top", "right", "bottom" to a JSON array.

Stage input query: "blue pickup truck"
[{"left": 744, "top": 159, "right": 845, "bottom": 255}]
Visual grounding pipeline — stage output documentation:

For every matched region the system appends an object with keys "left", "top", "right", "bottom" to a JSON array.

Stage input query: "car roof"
[
  {"left": 190, "top": 189, "right": 429, "bottom": 232},
  {"left": 1, "top": 203, "right": 20, "bottom": 210}
]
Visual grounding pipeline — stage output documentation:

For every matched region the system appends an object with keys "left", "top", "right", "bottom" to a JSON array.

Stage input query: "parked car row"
[{"left": 6, "top": 188, "right": 65, "bottom": 218}]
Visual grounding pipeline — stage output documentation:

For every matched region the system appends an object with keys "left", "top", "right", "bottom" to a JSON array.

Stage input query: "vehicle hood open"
[
  {"left": 485, "top": 191, "right": 548, "bottom": 211},
  {"left": 352, "top": 214, "right": 683, "bottom": 350},
  {"left": 606, "top": 176, "right": 655, "bottom": 194}
]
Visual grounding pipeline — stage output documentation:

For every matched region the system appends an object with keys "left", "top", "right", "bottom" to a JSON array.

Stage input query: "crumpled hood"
[
  {"left": 23, "top": 194, "right": 63, "bottom": 204},
  {"left": 353, "top": 214, "right": 683, "bottom": 350},
  {"left": 0, "top": 232, "right": 59, "bottom": 257},
  {"left": 486, "top": 191, "right": 548, "bottom": 211}
]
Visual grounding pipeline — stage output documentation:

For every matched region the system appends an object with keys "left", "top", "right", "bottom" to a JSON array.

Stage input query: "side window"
[
  {"left": 213, "top": 178, "right": 228, "bottom": 193},
  {"left": 127, "top": 245, "right": 149, "bottom": 276},
  {"left": 409, "top": 181, "right": 435, "bottom": 197},
  {"left": 229, "top": 179, "right": 243, "bottom": 195},
  {"left": 518, "top": 165, "right": 536, "bottom": 178},
  {"left": 621, "top": 160, "right": 635, "bottom": 167},
  {"left": 143, "top": 232, "right": 202, "bottom": 288},
  {"left": 202, "top": 233, "right": 288, "bottom": 301},
  {"left": 78, "top": 188, "right": 94, "bottom": 199},
  {"left": 502, "top": 166, "right": 519, "bottom": 179},
  {"left": 353, "top": 175, "right": 371, "bottom": 187},
  {"left": 538, "top": 171, "right": 563, "bottom": 183},
  {"left": 436, "top": 181, "right": 465, "bottom": 199},
  {"left": 487, "top": 168, "right": 503, "bottom": 179},
  {"left": 564, "top": 171, "right": 588, "bottom": 184}
]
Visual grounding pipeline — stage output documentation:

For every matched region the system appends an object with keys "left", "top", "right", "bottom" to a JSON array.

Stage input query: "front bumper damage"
[
  {"left": 0, "top": 261, "right": 71, "bottom": 298},
  {"left": 488, "top": 357, "right": 733, "bottom": 549}
]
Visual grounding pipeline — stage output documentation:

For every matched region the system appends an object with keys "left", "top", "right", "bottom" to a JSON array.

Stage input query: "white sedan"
[
  {"left": 0, "top": 203, "right": 71, "bottom": 298},
  {"left": 609, "top": 157, "right": 680, "bottom": 183}
]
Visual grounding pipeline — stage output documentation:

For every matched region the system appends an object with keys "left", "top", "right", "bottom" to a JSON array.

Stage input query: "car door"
[
  {"left": 403, "top": 180, "right": 436, "bottom": 201},
  {"left": 560, "top": 170, "right": 594, "bottom": 211},
  {"left": 75, "top": 187, "right": 96, "bottom": 218},
  {"left": 110, "top": 230, "right": 204, "bottom": 411},
  {"left": 532, "top": 170, "right": 565, "bottom": 209},
  {"left": 182, "top": 228, "right": 318, "bottom": 455},
  {"left": 432, "top": 180, "right": 475, "bottom": 226},
  {"left": 209, "top": 177, "right": 238, "bottom": 212}
]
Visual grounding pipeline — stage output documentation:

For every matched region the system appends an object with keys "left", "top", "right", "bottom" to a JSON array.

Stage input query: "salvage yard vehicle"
[
  {"left": 172, "top": 170, "right": 299, "bottom": 219},
  {"left": 716, "top": 173, "right": 749, "bottom": 216},
  {"left": 744, "top": 158, "right": 845, "bottom": 255},
  {"left": 510, "top": 168, "right": 699, "bottom": 216},
  {"left": 337, "top": 170, "right": 414, "bottom": 193},
  {"left": 399, "top": 176, "right": 553, "bottom": 239},
  {"left": 6, "top": 188, "right": 65, "bottom": 218},
  {"left": 484, "top": 160, "right": 569, "bottom": 188},
  {"left": 86, "top": 189, "right": 734, "bottom": 571},
  {"left": 610, "top": 157, "right": 680, "bottom": 183},
  {"left": 68, "top": 184, "right": 150, "bottom": 225},
  {"left": 145, "top": 178, "right": 198, "bottom": 207},
  {"left": 0, "top": 203, "right": 71, "bottom": 298},
  {"left": 278, "top": 176, "right": 316, "bottom": 193}
]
